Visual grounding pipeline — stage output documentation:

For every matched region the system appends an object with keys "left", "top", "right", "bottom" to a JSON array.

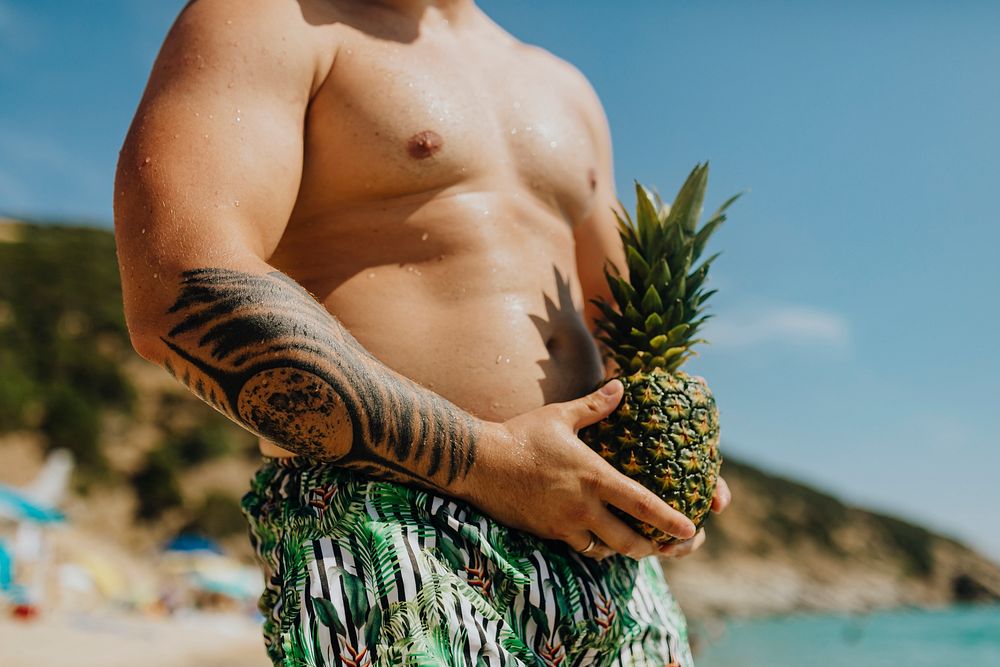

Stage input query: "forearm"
[{"left": 144, "top": 266, "right": 485, "bottom": 495}]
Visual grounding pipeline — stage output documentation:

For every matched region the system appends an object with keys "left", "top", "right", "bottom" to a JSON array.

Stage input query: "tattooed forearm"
[{"left": 160, "top": 268, "right": 479, "bottom": 489}]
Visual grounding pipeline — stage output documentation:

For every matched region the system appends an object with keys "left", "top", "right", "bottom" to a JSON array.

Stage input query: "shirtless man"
[{"left": 114, "top": 1, "right": 730, "bottom": 664}]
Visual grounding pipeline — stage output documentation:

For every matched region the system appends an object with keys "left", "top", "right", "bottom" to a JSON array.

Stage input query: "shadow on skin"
[
  {"left": 296, "top": 0, "right": 424, "bottom": 44},
  {"left": 529, "top": 267, "right": 605, "bottom": 404}
]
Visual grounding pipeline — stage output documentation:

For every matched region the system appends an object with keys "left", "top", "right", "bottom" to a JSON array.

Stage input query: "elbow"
[
  {"left": 126, "top": 319, "right": 167, "bottom": 363},
  {"left": 129, "top": 330, "right": 163, "bottom": 363}
]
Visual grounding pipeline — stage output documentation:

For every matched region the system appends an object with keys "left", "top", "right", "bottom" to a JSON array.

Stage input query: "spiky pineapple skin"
[{"left": 581, "top": 368, "right": 721, "bottom": 545}]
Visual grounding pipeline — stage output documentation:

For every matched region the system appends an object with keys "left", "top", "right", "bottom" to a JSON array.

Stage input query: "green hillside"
[
  {"left": 1, "top": 220, "right": 997, "bottom": 613},
  {"left": 0, "top": 220, "right": 257, "bottom": 539}
]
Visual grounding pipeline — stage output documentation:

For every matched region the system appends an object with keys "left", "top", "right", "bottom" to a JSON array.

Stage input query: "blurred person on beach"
[{"left": 114, "top": 1, "right": 730, "bottom": 664}]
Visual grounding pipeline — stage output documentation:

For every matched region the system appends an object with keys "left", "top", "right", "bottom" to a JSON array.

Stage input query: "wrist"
[{"left": 450, "top": 419, "right": 510, "bottom": 505}]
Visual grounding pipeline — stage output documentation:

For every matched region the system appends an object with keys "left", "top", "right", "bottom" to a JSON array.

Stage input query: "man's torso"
[{"left": 262, "top": 3, "right": 607, "bottom": 454}]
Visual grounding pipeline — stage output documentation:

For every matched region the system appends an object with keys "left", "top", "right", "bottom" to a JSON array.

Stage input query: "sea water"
[{"left": 695, "top": 605, "right": 1000, "bottom": 667}]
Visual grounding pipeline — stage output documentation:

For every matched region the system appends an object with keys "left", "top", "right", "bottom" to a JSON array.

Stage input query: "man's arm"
[
  {"left": 117, "top": 1, "right": 696, "bottom": 557},
  {"left": 157, "top": 267, "right": 480, "bottom": 492},
  {"left": 569, "top": 72, "right": 627, "bottom": 334},
  {"left": 116, "top": 0, "right": 478, "bottom": 494},
  {"left": 568, "top": 69, "right": 732, "bottom": 557}
]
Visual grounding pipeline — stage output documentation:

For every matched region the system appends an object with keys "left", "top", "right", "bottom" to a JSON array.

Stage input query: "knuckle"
[
  {"left": 563, "top": 502, "right": 592, "bottom": 524},
  {"left": 631, "top": 495, "right": 655, "bottom": 518},
  {"left": 556, "top": 403, "right": 575, "bottom": 421},
  {"left": 617, "top": 538, "right": 645, "bottom": 559},
  {"left": 581, "top": 468, "right": 603, "bottom": 494}
]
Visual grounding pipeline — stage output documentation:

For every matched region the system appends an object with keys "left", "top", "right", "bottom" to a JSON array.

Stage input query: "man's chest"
[{"left": 297, "top": 37, "right": 599, "bottom": 220}]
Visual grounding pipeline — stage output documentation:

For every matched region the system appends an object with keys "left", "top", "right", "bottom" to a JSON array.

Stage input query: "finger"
[
  {"left": 565, "top": 533, "right": 615, "bottom": 561},
  {"left": 658, "top": 529, "right": 706, "bottom": 559},
  {"left": 588, "top": 505, "right": 659, "bottom": 560},
  {"left": 590, "top": 545, "right": 616, "bottom": 561},
  {"left": 568, "top": 532, "right": 597, "bottom": 554},
  {"left": 559, "top": 380, "right": 623, "bottom": 430},
  {"left": 711, "top": 477, "right": 731, "bottom": 513},
  {"left": 602, "top": 475, "right": 696, "bottom": 540}
]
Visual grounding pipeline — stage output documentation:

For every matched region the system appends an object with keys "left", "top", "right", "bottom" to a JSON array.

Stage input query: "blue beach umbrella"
[
  {"left": 0, "top": 484, "right": 65, "bottom": 524},
  {"left": 163, "top": 534, "right": 223, "bottom": 555}
]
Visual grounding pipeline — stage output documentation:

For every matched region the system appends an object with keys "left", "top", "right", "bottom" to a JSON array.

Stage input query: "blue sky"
[{"left": 1, "top": 1, "right": 998, "bottom": 559}]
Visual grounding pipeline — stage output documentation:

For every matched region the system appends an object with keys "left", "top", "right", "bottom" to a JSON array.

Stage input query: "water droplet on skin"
[
  {"left": 367, "top": 272, "right": 376, "bottom": 279},
  {"left": 504, "top": 357, "right": 511, "bottom": 364},
  {"left": 525, "top": 125, "right": 533, "bottom": 132},
  {"left": 236, "top": 116, "right": 241, "bottom": 123},
  {"left": 143, "top": 157, "right": 151, "bottom": 165},
  {"left": 421, "top": 232, "right": 429, "bottom": 241},
  {"left": 233, "top": 200, "right": 240, "bottom": 207},
  {"left": 549, "top": 140, "right": 558, "bottom": 148},
  {"left": 208, "top": 114, "right": 214, "bottom": 120},
  {"left": 226, "top": 19, "right": 233, "bottom": 25},
  {"left": 141, "top": 228, "right": 146, "bottom": 234},
  {"left": 510, "top": 128, "right": 518, "bottom": 135},
  {"left": 495, "top": 355, "right": 502, "bottom": 364},
  {"left": 173, "top": 134, "right": 179, "bottom": 139}
]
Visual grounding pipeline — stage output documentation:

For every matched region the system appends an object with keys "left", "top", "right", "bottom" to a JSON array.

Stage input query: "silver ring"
[{"left": 578, "top": 533, "right": 599, "bottom": 556}]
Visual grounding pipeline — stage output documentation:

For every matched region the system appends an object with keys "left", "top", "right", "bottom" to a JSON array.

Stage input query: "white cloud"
[{"left": 705, "top": 304, "right": 851, "bottom": 350}]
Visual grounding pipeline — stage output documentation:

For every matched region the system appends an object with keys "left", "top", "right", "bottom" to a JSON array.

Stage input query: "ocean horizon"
[{"left": 695, "top": 604, "right": 1000, "bottom": 667}]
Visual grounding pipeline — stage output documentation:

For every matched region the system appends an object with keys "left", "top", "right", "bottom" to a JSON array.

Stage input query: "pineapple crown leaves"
[{"left": 593, "top": 162, "right": 741, "bottom": 374}]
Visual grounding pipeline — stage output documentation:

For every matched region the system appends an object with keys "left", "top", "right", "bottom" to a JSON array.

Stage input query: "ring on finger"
[{"left": 577, "top": 533, "right": 600, "bottom": 556}]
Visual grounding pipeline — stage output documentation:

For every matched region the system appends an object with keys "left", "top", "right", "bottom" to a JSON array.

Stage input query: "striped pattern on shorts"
[{"left": 241, "top": 456, "right": 694, "bottom": 667}]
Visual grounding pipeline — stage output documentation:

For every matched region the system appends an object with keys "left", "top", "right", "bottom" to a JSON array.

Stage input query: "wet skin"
[{"left": 116, "top": 0, "right": 718, "bottom": 559}]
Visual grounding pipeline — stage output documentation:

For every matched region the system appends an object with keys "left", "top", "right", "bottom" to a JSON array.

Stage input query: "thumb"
[{"left": 563, "top": 380, "right": 624, "bottom": 430}]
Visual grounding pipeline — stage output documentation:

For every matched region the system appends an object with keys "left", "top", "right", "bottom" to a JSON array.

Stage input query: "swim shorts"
[{"left": 242, "top": 456, "right": 693, "bottom": 666}]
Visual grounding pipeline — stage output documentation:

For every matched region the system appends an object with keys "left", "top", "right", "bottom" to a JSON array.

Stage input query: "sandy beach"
[{"left": 0, "top": 611, "right": 270, "bottom": 667}]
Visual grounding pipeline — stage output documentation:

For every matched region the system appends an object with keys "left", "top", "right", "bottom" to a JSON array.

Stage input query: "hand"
[
  {"left": 657, "top": 476, "right": 732, "bottom": 560},
  {"left": 459, "top": 380, "right": 697, "bottom": 561}
]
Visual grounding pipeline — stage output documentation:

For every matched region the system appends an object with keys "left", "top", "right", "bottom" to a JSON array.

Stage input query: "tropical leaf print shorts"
[{"left": 242, "top": 456, "right": 694, "bottom": 667}]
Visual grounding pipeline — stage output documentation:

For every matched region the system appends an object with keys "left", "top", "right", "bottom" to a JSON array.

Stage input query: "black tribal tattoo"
[{"left": 161, "top": 268, "right": 479, "bottom": 489}]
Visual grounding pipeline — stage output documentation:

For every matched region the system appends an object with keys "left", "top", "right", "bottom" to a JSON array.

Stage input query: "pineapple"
[{"left": 581, "top": 163, "right": 738, "bottom": 545}]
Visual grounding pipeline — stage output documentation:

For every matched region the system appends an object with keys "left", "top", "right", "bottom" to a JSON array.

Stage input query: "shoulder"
[
  {"left": 172, "top": 0, "right": 321, "bottom": 43},
  {"left": 159, "top": 0, "right": 337, "bottom": 97},
  {"left": 516, "top": 42, "right": 610, "bottom": 137}
]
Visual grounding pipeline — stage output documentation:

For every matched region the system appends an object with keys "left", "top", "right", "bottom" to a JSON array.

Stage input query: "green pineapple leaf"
[
  {"left": 640, "top": 284, "right": 663, "bottom": 313},
  {"left": 625, "top": 246, "right": 650, "bottom": 282}
]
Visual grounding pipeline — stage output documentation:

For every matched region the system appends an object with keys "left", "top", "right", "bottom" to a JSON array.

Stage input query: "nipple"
[{"left": 407, "top": 130, "right": 444, "bottom": 159}]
